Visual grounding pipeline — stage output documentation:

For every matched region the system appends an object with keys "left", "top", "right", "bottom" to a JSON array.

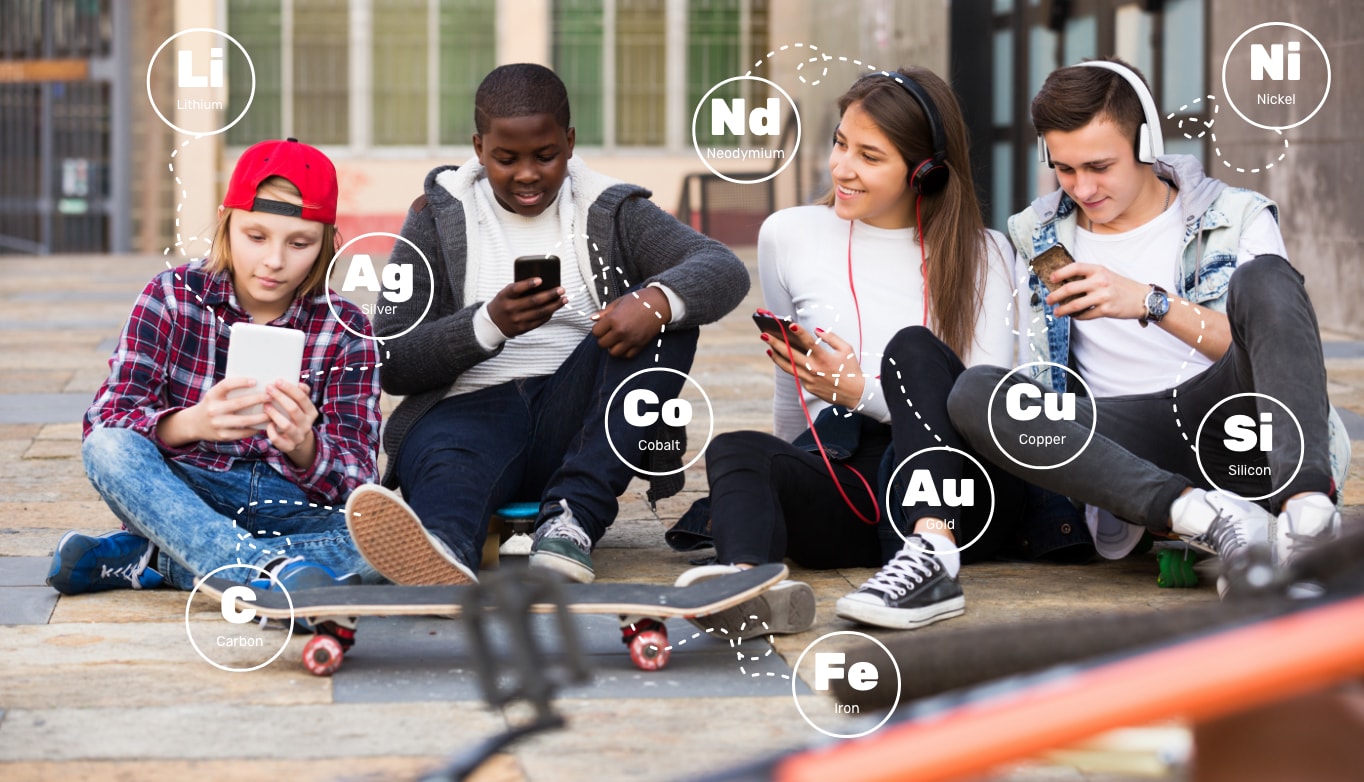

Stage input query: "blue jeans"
[
  {"left": 83, "top": 426, "right": 378, "bottom": 590},
  {"left": 395, "top": 327, "right": 699, "bottom": 570}
]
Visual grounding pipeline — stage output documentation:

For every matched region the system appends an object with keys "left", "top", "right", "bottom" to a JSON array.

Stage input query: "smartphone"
[
  {"left": 752, "top": 310, "right": 797, "bottom": 340},
  {"left": 224, "top": 323, "right": 306, "bottom": 429},
  {"left": 514, "top": 254, "right": 561, "bottom": 295},
  {"left": 1031, "top": 244, "right": 1082, "bottom": 306}
]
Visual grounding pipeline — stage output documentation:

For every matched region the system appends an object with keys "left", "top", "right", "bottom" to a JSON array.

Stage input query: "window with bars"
[
  {"left": 226, "top": 0, "right": 495, "bottom": 148},
  {"left": 554, "top": 0, "right": 768, "bottom": 149}
]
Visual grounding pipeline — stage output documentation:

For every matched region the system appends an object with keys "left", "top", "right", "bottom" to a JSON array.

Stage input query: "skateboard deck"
[
  {"left": 199, "top": 562, "right": 787, "bottom": 621},
  {"left": 197, "top": 564, "right": 789, "bottom": 675}
]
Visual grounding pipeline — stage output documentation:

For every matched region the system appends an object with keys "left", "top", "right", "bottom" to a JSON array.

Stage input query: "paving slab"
[
  {"left": 0, "top": 587, "right": 57, "bottom": 625},
  {"left": 0, "top": 703, "right": 508, "bottom": 762},
  {"left": 332, "top": 615, "right": 800, "bottom": 703},
  {"left": 0, "top": 394, "right": 92, "bottom": 425},
  {"left": 0, "top": 556, "right": 49, "bottom": 586}
]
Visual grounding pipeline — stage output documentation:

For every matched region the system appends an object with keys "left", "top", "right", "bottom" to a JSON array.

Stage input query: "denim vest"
[{"left": 1008, "top": 159, "right": 1351, "bottom": 501}]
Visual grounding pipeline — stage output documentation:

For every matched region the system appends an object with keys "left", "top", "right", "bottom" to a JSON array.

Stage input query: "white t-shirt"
[
  {"left": 449, "top": 177, "right": 591, "bottom": 395},
  {"left": 760, "top": 205, "right": 1021, "bottom": 442},
  {"left": 1070, "top": 201, "right": 1287, "bottom": 398},
  {"left": 1066, "top": 197, "right": 1287, "bottom": 558}
]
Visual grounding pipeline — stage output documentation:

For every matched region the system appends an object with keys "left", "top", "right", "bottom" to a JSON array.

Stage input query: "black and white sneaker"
[{"left": 835, "top": 535, "right": 965, "bottom": 630}]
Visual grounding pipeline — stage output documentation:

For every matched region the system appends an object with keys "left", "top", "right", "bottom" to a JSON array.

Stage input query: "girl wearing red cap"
[{"left": 49, "top": 140, "right": 382, "bottom": 635}]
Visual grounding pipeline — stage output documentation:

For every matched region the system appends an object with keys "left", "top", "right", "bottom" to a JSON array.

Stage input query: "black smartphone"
[
  {"left": 751, "top": 310, "right": 796, "bottom": 340},
  {"left": 514, "top": 254, "right": 561, "bottom": 295}
]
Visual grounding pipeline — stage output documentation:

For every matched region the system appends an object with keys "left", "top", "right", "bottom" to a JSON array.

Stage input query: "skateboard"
[{"left": 198, "top": 562, "right": 788, "bottom": 676}]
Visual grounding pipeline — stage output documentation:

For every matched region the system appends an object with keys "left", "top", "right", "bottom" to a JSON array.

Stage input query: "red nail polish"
[
  {"left": 789, "top": 324, "right": 800, "bottom": 332},
  {"left": 766, "top": 349, "right": 773, "bottom": 357},
  {"left": 760, "top": 333, "right": 770, "bottom": 341},
  {"left": 815, "top": 328, "right": 824, "bottom": 334}
]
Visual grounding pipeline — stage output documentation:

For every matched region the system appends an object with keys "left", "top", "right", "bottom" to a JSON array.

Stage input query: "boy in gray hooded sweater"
[{"left": 345, "top": 64, "right": 749, "bottom": 585}]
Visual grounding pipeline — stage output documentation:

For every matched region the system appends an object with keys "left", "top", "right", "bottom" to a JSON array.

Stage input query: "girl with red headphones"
[{"left": 677, "top": 67, "right": 1033, "bottom": 634}]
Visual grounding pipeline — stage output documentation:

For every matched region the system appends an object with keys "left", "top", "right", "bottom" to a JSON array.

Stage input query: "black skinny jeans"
[
  {"left": 706, "top": 326, "right": 1025, "bottom": 569},
  {"left": 947, "top": 255, "right": 1334, "bottom": 533}
]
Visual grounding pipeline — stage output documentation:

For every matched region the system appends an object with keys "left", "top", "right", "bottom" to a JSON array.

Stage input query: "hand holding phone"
[
  {"left": 514, "top": 254, "right": 561, "bottom": 295},
  {"left": 489, "top": 255, "right": 566, "bottom": 337},
  {"left": 1031, "top": 244, "right": 1083, "bottom": 307},
  {"left": 752, "top": 310, "right": 797, "bottom": 341}
]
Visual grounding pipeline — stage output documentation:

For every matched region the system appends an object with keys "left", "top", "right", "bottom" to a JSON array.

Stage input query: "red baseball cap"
[{"left": 222, "top": 138, "right": 338, "bottom": 224}]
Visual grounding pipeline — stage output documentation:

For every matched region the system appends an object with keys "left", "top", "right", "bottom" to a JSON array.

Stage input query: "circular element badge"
[
  {"left": 1221, "top": 22, "right": 1331, "bottom": 131},
  {"left": 325, "top": 231, "right": 435, "bottom": 341},
  {"left": 883, "top": 446, "right": 996, "bottom": 556},
  {"left": 792, "top": 631, "right": 901, "bottom": 739},
  {"left": 605, "top": 368, "right": 714, "bottom": 477},
  {"left": 691, "top": 75, "right": 801, "bottom": 185},
  {"left": 147, "top": 28, "right": 256, "bottom": 137},
  {"left": 987, "top": 362, "right": 1098, "bottom": 471},
  {"left": 1194, "top": 392, "right": 1303, "bottom": 503},
  {"left": 185, "top": 563, "right": 294, "bottom": 673}
]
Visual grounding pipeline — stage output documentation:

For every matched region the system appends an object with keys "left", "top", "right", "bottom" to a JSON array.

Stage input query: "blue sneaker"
[
  {"left": 46, "top": 530, "right": 164, "bottom": 595},
  {"left": 249, "top": 557, "right": 360, "bottom": 634}
]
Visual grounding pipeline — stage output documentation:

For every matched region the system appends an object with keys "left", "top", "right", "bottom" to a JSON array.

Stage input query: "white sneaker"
[
  {"left": 835, "top": 535, "right": 965, "bottom": 630},
  {"left": 1170, "top": 489, "right": 1272, "bottom": 597},
  {"left": 673, "top": 564, "right": 816, "bottom": 640},
  {"left": 1276, "top": 494, "right": 1341, "bottom": 567}
]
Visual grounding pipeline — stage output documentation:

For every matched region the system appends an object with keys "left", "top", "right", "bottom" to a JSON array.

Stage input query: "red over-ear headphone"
[{"left": 865, "top": 70, "right": 950, "bottom": 196}]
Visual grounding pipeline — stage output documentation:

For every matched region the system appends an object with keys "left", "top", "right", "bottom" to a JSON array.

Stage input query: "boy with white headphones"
[{"left": 946, "top": 57, "right": 1350, "bottom": 595}]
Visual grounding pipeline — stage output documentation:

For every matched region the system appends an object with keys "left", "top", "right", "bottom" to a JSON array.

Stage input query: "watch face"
[{"left": 1147, "top": 289, "right": 1170, "bottom": 318}]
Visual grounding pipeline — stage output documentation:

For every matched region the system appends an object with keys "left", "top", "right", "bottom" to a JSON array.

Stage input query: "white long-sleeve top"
[{"left": 759, "top": 205, "right": 1022, "bottom": 442}]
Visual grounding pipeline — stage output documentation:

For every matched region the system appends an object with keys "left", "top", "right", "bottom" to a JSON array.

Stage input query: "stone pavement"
[{"left": 1, "top": 253, "right": 1361, "bottom": 782}]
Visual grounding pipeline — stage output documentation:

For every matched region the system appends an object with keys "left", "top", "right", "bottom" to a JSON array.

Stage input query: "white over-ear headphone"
[{"left": 1037, "top": 59, "right": 1165, "bottom": 167}]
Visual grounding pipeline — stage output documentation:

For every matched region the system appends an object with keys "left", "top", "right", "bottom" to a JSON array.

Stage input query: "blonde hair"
[{"left": 206, "top": 176, "right": 337, "bottom": 298}]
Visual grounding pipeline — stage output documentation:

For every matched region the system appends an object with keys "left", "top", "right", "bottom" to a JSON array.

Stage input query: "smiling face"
[
  {"left": 1043, "top": 117, "right": 1167, "bottom": 233},
  {"left": 473, "top": 113, "right": 575, "bottom": 217},
  {"left": 223, "top": 182, "right": 325, "bottom": 323},
  {"left": 828, "top": 101, "right": 916, "bottom": 229}
]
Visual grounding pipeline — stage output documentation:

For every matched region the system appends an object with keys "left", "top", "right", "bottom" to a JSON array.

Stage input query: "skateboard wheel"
[
  {"left": 1156, "top": 549, "right": 1199, "bottom": 588},
  {"left": 629, "top": 628, "right": 671, "bottom": 671},
  {"left": 303, "top": 634, "right": 344, "bottom": 676}
]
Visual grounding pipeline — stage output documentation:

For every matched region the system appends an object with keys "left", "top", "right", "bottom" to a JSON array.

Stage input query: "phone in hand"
[
  {"left": 514, "top": 254, "right": 561, "bottom": 295},
  {"left": 1031, "top": 244, "right": 1082, "bottom": 306},
  {"left": 224, "top": 323, "right": 306, "bottom": 430},
  {"left": 752, "top": 310, "right": 797, "bottom": 341}
]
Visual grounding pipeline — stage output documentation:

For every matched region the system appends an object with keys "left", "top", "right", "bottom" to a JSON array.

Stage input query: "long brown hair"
[
  {"left": 818, "top": 67, "right": 987, "bottom": 359},
  {"left": 206, "top": 176, "right": 336, "bottom": 299}
]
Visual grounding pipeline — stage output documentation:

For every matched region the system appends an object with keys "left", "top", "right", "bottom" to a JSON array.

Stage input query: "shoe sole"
[
  {"left": 345, "top": 486, "right": 474, "bottom": 586},
  {"left": 528, "top": 550, "right": 595, "bottom": 584},
  {"left": 834, "top": 594, "right": 965, "bottom": 630},
  {"left": 688, "top": 580, "right": 816, "bottom": 640}
]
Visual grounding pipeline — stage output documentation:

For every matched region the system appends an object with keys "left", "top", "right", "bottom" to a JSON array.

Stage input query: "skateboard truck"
[{"left": 420, "top": 569, "right": 591, "bottom": 781}]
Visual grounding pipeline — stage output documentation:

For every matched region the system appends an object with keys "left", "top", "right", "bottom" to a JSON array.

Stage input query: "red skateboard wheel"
[
  {"left": 303, "top": 634, "right": 344, "bottom": 676},
  {"left": 629, "top": 628, "right": 671, "bottom": 671}
]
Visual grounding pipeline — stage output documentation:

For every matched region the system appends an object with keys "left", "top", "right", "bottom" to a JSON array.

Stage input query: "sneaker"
[
  {"left": 249, "top": 556, "right": 361, "bottom": 633},
  {"left": 835, "top": 535, "right": 964, "bottom": 630},
  {"left": 345, "top": 484, "right": 477, "bottom": 586},
  {"left": 1276, "top": 494, "right": 1341, "bottom": 566},
  {"left": 46, "top": 530, "right": 164, "bottom": 595},
  {"left": 529, "top": 499, "right": 595, "bottom": 584},
  {"left": 1170, "top": 488, "right": 1273, "bottom": 597},
  {"left": 673, "top": 564, "right": 816, "bottom": 640}
]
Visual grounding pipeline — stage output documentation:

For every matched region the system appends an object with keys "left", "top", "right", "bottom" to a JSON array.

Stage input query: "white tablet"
[{"left": 225, "top": 323, "right": 307, "bottom": 429}]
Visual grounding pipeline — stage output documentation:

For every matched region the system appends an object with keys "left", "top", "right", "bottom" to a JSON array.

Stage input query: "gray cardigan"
[{"left": 375, "top": 159, "right": 750, "bottom": 488}]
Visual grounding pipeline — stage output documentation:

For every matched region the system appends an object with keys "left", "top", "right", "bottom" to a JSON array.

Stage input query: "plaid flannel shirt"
[{"left": 85, "top": 261, "right": 382, "bottom": 505}]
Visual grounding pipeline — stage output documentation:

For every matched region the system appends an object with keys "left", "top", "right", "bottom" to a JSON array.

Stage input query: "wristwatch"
[{"left": 1139, "top": 284, "right": 1170, "bottom": 328}]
